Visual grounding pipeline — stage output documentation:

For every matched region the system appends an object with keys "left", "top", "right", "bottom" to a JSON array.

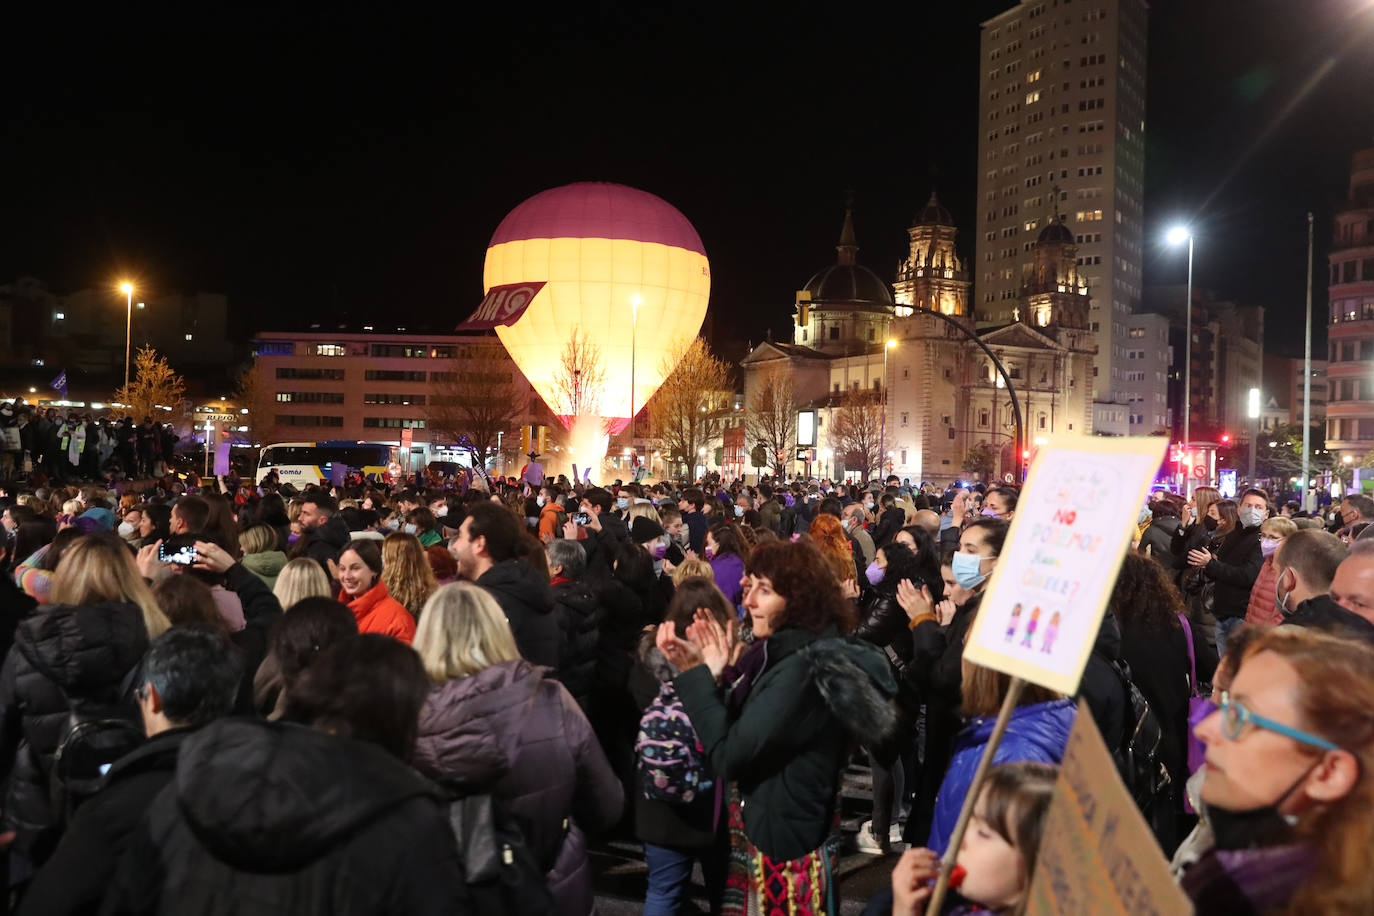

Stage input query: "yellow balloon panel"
[{"left": 486, "top": 237, "right": 710, "bottom": 421}]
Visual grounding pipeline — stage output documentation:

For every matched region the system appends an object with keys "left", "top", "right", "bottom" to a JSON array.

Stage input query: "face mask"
[
  {"left": 952, "top": 551, "right": 989, "bottom": 589},
  {"left": 1240, "top": 506, "right": 1266, "bottom": 528},
  {"left": 651, "top": 543, "right": 668, "bottom": 559},
  {"left": 864, "top": 561, "right": 884, "bottom": 586},
  {"left": 117, "top": 521, "right": 135, "bottom": 539},
  {"left": 980, "top": 507, "right": 998, "bottom": 518},
  {"left": 385, "top": 518, "right": 400, "bottom": 531},
  {"left": 1138, "top": 507, "right": 1152, "bottom": 526},
  {"left": 435, "top": 505, "right": 448, "bottom": 517},
  {"left": 536, "top": 496, "right": 546, "bottom": 507},
  {"left": 1203, "top": 515, "right": 1218, "bottom": 532},
  {"left": 841, "top": 517, "right": 852, "bottom": 532},
  {"left": 1274, "top": 567, "right": 1292, "bottom": 615},
  {"left": 617, "top": 497, "right": 629, "bottom": 510},
  {"left": 1260, "top": 537, "right": 1280, "bottom": 558},
  {"left": 1204, "top": 762, "right": 1320, "bottom": 851},
  {"left": 734, "top": 505, "right": 744, "bottom": 518},
  {"left": 704, "top": 546, "right": 715, "bottom": 560},
  {"left": 403, "top": 523, "right": 418, "bottom": 535}
]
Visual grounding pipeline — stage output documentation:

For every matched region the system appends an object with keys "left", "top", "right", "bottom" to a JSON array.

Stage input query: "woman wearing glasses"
[{"left": 1175, "top": 626, "right": 1374, "bottom": 912}]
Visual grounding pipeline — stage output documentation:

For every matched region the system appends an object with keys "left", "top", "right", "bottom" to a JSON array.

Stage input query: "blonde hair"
[
  {"left": 1261, "top": 516, "right": 1298, "bottom": 540},
  {"left": 381, "top": 532, "right": 438, "bottom": 617},
  {"left": 62, "top": 499, "right": 83, "bottom": 518},
  {"left": 273, "top": 557, "right": 331, "bottom": 611},
  {"left": 50, "top": 536, "right": 171, "bottom": 639},
  {"left": 671, "top": 556, "right": 713, "bottom": 586},
  {"left": 338, "top": 498, "right": 358, "bottom": 510},
  {"left": 413, "top": 582, "right": 521, "bottom": 682},
  {"left": 285, "top": 499, "right": 303, "bottom": 523},
  {"left": 626, "top": 502, "right": 660, "bottom": 526},
  {"left": 240, "top": 524, "right": 278, "bottom": 556},
  {"left": 1192, "top": 486, "right": 1222, "bottom": 523}
]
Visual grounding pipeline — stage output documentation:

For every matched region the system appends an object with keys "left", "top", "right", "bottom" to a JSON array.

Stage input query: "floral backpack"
[{"left": 635, "top": 681, "right": 713, "bottom": 804}]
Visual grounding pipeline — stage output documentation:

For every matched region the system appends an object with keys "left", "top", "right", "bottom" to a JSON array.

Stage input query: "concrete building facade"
[
  {"left": 1325, "top": 146, "right": 1374, "bottom": 459},
  {"left": 974, "top": 0, "right": 1147, "bottom": 437}
]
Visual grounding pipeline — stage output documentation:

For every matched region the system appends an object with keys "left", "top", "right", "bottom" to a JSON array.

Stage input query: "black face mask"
[
  {"left": 1204, "top": 762, "right": 1318, "bottom": 851},
  {"left": 1203, "top": 516, "right": 1218, "bottom": 532}
]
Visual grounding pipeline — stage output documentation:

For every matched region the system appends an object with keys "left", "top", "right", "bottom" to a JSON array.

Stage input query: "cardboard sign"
[
  {"left": 963, "top": 435, "right": 1167, "bottom": 694},
  {"left": 1026, "top": 701, "right": 1192, "bottom": 915},
  {"left": 455, "top": 281, "right": 546, "bottom": 331}
]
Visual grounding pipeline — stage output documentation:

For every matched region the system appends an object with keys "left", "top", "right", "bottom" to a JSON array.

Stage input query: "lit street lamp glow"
[
  {"left": 1166, "top": 226, "right": 1195, "bottom": 463},
  {"left": 119, "top": 281, "right": 135, "bottom": 394},
  {"left": 1165, "top": 226, "right": 1190, "bottom": 247}
]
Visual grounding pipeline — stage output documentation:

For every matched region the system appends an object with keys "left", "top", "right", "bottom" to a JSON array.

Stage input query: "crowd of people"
[{"left": 0, "top": 452, "right": 1372, "bottom": 914}]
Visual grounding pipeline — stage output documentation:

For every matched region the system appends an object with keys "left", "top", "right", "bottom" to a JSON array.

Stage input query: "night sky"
[{"left": 4, "top": 1, "right": 1372, "bottom": 360}]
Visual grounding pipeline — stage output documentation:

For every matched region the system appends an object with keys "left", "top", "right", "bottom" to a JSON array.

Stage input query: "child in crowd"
[{"left": 890, "top": 762, "right": 1058, "bottom": 916}]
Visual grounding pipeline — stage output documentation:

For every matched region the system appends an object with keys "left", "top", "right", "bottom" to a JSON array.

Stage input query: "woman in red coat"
[{"left": 336, "top": 539, "right": 415, "bottom": 643}]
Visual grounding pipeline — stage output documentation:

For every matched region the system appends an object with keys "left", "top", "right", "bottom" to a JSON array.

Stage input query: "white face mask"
[
  {"left": 117, "top": 521, "right": 136, "bottom": 539},
  {"left": 403, "top": 522, "right": 419, "bottom": 535},
  {"left": 734, "top": 505, "right": 745, "bottom": 517},
  {"left": 536, "top": 495, "right": 546, "bottom": 507}
]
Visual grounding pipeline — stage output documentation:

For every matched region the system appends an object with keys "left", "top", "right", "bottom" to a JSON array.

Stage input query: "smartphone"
[
  {"left": 573, "top": 512, "right": 590, "bottom": 526},
  {"left": 159, "top": 543, "right": 198, "bottom": 566}
]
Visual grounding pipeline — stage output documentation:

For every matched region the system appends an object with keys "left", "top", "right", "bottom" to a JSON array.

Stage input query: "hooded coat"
[
  {"left": 413, "top": 660, "right": 623, "bottom": 916},
  {"left": 103, "top": 719, "right": 465, "bottom": 915},
  {"left": 0, "top": 600, "right": 148, "bottom": 860},
  {"left": 674, "top": 626, "right": 897, "bottom": 863},
  {"left": 476, "top": 559, "right": 558, "bottom": 668},
  {"left": 928, "top": 698, "right": 1077, "bottom": 853},
  {"left": 303, "top": 514, "right": 352, "bottom": 571},
  {"left": 241, "top": 549, "right": 288, "bottom": 590}
]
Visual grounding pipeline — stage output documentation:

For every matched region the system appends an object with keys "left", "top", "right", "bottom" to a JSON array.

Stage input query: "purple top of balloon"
[{"left": 488, "top": 182, "right": 706, "bottom": 256}]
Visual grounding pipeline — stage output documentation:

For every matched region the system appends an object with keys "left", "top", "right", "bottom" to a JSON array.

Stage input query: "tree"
[
  {"left": 426, "top": 354, "right": 525, "bottom": 469},
  {"left": 113, "top": 346, "right": 186, "bottom": 421},
  {"left": 829, "top": 390, "right": 884, "bottom": 482},
  {"left": 647, "top": 337, "right": 732, "bottom": 477},
  {"left": 962, "top": 441, "right": 999, "bottom": 482},
  {"left": 232, "top": 361, "right": 278, "bottom": 447},
  {"left": 746, "top": 366, "right": 796, "bottom": 476},
  {"left": 551, "top": 326, "right": 607, "bottom": 420}
]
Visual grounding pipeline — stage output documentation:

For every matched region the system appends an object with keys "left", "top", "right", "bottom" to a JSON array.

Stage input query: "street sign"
[{"left": 202, "top": 414, "right": 236, "bottom": 424}]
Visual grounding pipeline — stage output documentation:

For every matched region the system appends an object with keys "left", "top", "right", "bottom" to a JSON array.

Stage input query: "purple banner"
[{"left": 455, "top": 281, "right": 545, "bottom": 331}]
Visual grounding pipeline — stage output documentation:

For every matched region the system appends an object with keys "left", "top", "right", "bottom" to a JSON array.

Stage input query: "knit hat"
[
  {"left": 79, "top": 507, "right": 116, "bottom": 532},
  {"left": 630, "top": 516, "right": 665, "bottom": 544}
]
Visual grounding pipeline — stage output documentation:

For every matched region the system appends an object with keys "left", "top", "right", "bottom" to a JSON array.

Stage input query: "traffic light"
[
  {"left": 536, "top": 425, "right": 549, "bottom": 455},
  {"left": 519, "top": 426, "right": 532, "bottom": 455},
  {"left": 1220, "top": 433, "right": 1231, "bottom": 444}
]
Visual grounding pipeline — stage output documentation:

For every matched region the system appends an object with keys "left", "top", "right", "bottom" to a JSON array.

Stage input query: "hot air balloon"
[{"left": 463, "top": 182, "right": 711, "bottom": 433}]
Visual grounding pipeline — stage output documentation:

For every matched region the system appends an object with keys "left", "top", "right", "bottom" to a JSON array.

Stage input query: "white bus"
[{"left": 255, "top": 441, "right": 398, "bottom": 486}]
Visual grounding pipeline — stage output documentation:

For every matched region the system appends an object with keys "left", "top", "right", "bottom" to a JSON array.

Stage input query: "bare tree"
[
  {"left": 962, "top": 441, "right": 999, "bottom": 483},
  {"left": 829, "top": 390, "right": 884, "bottom": 482},
  {"left": 232, "top": 360, "right": 278, "bottom": 447},
  {"left": 647, "top": 337, "right": 732, "bottom": 477},
  {"left": 426, "top": 354, "right": 525, "bottom": 469},
  {"left": 746, "top": 367, "right": 797, "bottom": 476},
  {"left": 113, "top": 346, "right": 186, "bottom": 421},
  {"left": 551, "top": 326, "right": 607, "bottom": 420}
]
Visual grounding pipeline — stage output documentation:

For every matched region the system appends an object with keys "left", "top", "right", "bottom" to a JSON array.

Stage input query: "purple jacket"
[
  {"left": 710, "top": 551, "right": 746, "bottom": 608},
  {"left": 413, "top": 660, "right": 623, "bottom": 916}
]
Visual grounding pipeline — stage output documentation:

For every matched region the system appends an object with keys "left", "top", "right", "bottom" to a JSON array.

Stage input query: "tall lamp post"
[
  {"left": 1248, "top": 387, "right": 1260, "bottom": 485},
  {"left": 629, "top": 295, "right": 640, "bottom": 458},
  {"left": 120, "top": 282, "right": 134, "bottom": 393},
  {"left": 1302, "top": 212, "right": 1315, "bottom": 511},
  {"left": 881, "top": 338, "right": 896, "bottom": 480},
  {"left": 1166, "top": 227, "right": 1194, "bottom": 450}
]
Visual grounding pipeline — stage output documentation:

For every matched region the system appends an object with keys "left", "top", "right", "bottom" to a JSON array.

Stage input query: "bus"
[{"left": 255, "top": 441, "right": 399, "bottom": 486}]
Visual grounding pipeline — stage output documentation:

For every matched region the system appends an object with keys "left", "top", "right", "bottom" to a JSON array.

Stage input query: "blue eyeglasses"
[{"left": 1218, "top": 691, "right": 1340, "bottom": 752}]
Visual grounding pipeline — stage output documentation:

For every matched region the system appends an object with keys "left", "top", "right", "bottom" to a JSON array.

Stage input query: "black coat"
[
  {"left": 0, "top": 600, "right": 147, "bottom": 860},
  {"left": 1076, "top": 612, "right": 1128, "bottom": 754},
  {"left": 1138, "top": 517, "right": 1183, "bottom": 572},
  {"left": 477, "top": 559, "right": 558, "bottom": 668},
  {"left": 551, "top": 577, "right": 602, "bottom": 707},
  {"left": 854, "top": 591, "right": 915, "bottom": 665},
  {"left": 593, "top": 577, "right": 652, "bottom": 690},
  {"left": 302, "top": 515, "right": 351, "bottom": 571},
  {"left": 1118, "top": 617, "right": 1214, "bottom": 792},
  {"left": 871, "top": 508, "right": 906, "bottom": 549},
  {"left": 103, "top": 719, "right": 465, "bottom": 916},
  {"left": 1200, "top": 524, "right": 1263, "bottom": 620},
  {"left": 20, "top": 727, "right": 194, "bottom": 916},
  {"left": 224, "top": 563, "right": 284, "bottom": 714},
  {"left": 1285, "top": 594, "right": 1374, "bottom": 642}
]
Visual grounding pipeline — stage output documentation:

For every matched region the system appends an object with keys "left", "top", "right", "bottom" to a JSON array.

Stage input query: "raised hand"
[
  {"left": 896, "top": 578, "right": 935, "bottom": 621},
  {"left": 655, "top": 621, "right": 704, "bottom": 672},
  {"left": 686, "top": 609, "right": 736, "bottom": 679}
]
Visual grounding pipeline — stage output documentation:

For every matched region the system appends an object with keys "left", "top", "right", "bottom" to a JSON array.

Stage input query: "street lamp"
[
  {"left": 1248, "top": 387, "right": 1260, "bottom": 484},
  {"left": 1165, "top": 227, "right": 1194, "bottom": 449},
  {"left": 881, "top": 339, "right": 896, "bottom": 481},
  {"left": 630, "top": 295, "right": 640, "bottom": 459},
  {"left": 119, "top": 282, "right": 134, "bottom": 393}
]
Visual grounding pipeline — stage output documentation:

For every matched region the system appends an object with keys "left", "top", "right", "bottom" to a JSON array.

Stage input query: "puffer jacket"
[
  {"left": 550, "top": 576, "right": 602, "bottom": 708},
  {"left": 928, "top": 698, "right": 1076, "bottom": 853},
  {"left": 675, "top": 626, "right": 897, "bottom": 862},
  {"left": 102, "top": 719, "right": 464, "bottom": 915},
  {"left": 854, "top": 589, "right": 915, "bottom": 666},
  {"left": 413, "top": 659, "right": 623, "bottom": 916},
  {"left": 1138, "top": 516, "right": 1183, "bottom": 572},
  {"left": 1244, "top": 556, "right": 1283, "bottom": 628},
  {"left": 0, "top": 600, "right": 148, "bottom": 860},
  {"left": 241, "top": 549, "right": 288, "bottom": 590},
  {"left": 476, "top": 559, "right": 558, "bottom": 668}
]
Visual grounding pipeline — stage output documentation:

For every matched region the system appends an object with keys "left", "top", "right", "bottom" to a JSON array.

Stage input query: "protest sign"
[
  {"left": 1027, "top": 701, "right": 1193, "bottom": 916},
  {"left": 963, "top": 434, "right": 1167, "bottom": 694}
]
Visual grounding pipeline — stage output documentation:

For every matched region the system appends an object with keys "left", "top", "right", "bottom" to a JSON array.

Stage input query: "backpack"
[
  {"left": 1107, "top": 657, "right": 1170, "bottom": 817},
  {"left": 16, "top": 643, "right": 144, "bottom": 828},
  {"left": 446, "top": 791, "right": 557, "bottom": 916},
  {"left": 635, "top": 681, "right": 713, "bottom": 804}
]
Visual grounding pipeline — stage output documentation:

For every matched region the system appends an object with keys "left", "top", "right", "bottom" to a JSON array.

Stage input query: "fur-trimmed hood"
[{"left": 797, "top": 635, "right": 899, "bottom": 746}]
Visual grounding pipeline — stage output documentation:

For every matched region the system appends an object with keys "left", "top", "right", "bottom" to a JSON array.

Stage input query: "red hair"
[{"left": 808, "top": 514, "right": 855, "bottom": 584}]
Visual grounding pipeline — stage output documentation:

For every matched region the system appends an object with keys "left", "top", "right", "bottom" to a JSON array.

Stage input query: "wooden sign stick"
[{"left": 925, "top": 676, "right": 1027, "bottom": 916}]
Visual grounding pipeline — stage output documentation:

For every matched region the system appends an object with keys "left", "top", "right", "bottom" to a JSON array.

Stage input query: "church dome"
[
  {"left": 803, "top": 263, "right": 895, "bottom": 306},
  {"left": 913, "top": 191, "right": 954, "bottom": 227},
  {"left": 1037, "top": 218, "right": 1076, "bottom": 245}
]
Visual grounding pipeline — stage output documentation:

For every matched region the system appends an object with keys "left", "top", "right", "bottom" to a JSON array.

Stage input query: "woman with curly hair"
[
  {"left": 656, "top": 539, "right": 897, "bottom": 916},
  {"left": 808, "top": 512, "right": 860, "bottom": 586},
  {"left": 381, "top": 532, "right": 439, "bottom": 619}
]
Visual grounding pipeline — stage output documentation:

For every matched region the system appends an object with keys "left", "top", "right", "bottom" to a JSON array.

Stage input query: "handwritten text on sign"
[{"left": 964, "top": 435, "right": 1166, "bottom": 694}]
